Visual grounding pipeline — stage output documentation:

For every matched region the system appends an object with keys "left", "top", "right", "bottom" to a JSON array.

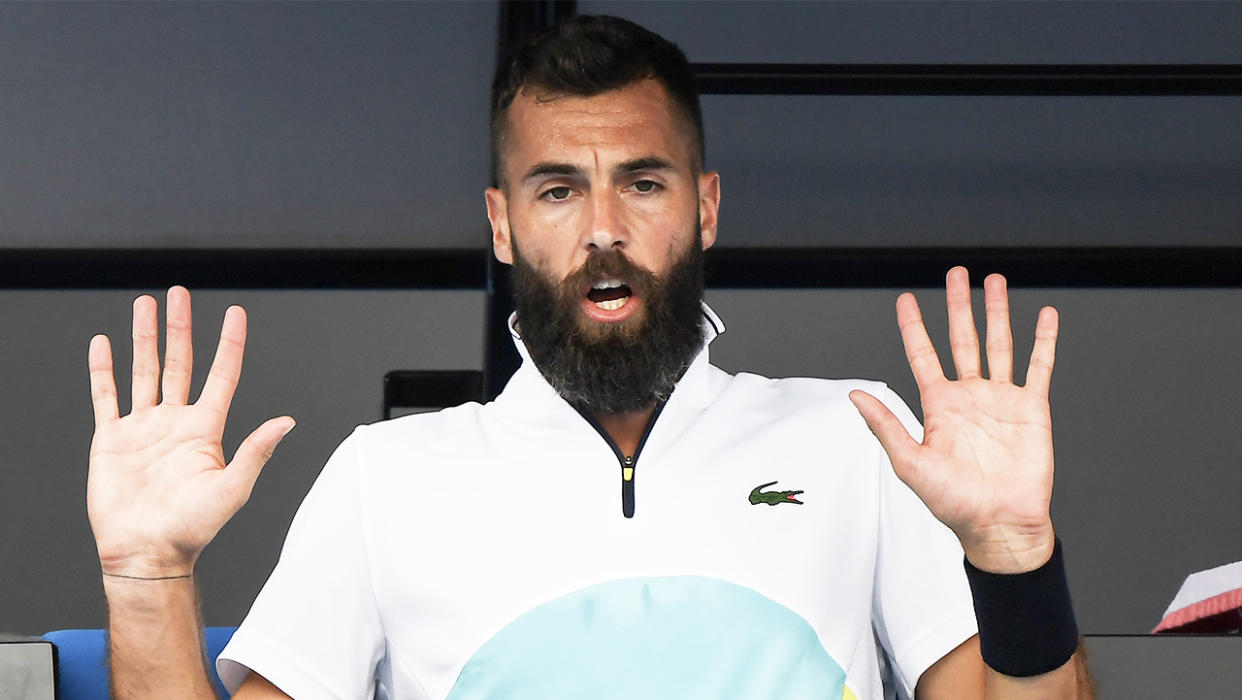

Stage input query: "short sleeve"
[
  {"left": 869, "top": 386, "right": 978, "bottom": 699},
  {"left": 217, "top": 430, "right": 386, "bottom": 699}
]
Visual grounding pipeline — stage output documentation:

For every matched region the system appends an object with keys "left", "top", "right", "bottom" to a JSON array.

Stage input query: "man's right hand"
[{"left": 87, "top": 286, "right": 294, "bottom": 579}]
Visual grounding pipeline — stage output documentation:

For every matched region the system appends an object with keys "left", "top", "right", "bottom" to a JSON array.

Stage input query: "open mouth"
[{"left": 586, "top": 278, "right": 633, "bottom": 311}]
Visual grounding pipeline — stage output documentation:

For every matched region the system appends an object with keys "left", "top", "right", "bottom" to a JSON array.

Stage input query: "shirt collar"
[{"left": 496, "top": 302, "right": 724, "bottom": 420}]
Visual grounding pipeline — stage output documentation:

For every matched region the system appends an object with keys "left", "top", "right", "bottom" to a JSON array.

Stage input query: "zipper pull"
[{"left": 621, "top": 455, "right": 636, "bottom": 519}]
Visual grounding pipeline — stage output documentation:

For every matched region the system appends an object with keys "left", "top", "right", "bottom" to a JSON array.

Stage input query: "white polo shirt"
[{"left": 219, "top": 306, "right": 976, "bottom": 700}]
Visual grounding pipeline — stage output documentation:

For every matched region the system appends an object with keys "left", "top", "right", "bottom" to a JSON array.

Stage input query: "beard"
[{"left": 510, "top": 230, "right": 707, "bottom": 415}]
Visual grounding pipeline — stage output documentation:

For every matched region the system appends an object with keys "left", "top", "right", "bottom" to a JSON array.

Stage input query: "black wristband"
[{"left": 963, "top": 538, "right": 1079, "bottom": 677}]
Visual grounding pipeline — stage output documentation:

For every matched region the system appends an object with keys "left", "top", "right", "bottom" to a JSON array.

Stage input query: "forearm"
[
  {"left": 920, "top": 637, "right": 1094, "bottom": 699},
  {"left": 984, "top": 644, "right": 1093, "bottom": 699},
  {"left": 104, "top": 575, "right": 219, "bottom": 700},
  {"left": 969, "top": 539, "right": 1093, "bottom": 699}
]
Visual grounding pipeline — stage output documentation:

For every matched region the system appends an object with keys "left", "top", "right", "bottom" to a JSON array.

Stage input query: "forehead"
[{"left": 500, "top": 79, "right": 694, "bottom": 178}]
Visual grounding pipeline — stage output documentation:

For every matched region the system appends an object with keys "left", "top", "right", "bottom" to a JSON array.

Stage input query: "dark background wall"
[
  {"left": 592, "top": 0, "right": 1242, "bottom": 248},
  {"left": 1, "top": 1, "right": 1240, "bottom": 638},
  {"left": 4, "top": 1, "right": 1239, "bottom": 248},
  {"left": 1, "top": 1, "right": 497, "bottom": 248}
]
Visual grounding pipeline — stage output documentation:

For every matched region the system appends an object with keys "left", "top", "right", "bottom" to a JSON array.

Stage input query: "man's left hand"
[{"left": 850, "top": 266, "right": 1059, "bottom": 574}]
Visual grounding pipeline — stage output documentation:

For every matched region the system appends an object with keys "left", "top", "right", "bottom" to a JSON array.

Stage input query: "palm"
[
  {"left": 90, "top": 406, "right": 227, "bottom": 568},
  {"left": 913, "top": 378, "right": 1053, "bottom": 540},
  {"left": 87, "top": 289, "right": 293, "bottom": 578},
  {"left": 850, "top": 268, "right": 1060, "bottom": 574}
]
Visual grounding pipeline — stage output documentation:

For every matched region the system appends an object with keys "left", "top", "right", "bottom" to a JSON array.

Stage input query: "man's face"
[
  {"left": 485, "top": 79, "right": 720, "bottom": 336},
  {"left": 508, "top": 226, "right": 708, "bottom": 414},
  {"left": 484, "top": 79, "right": 722, "bottom": 412}
]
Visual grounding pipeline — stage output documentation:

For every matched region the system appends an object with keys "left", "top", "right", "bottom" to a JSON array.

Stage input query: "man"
[{"left": 88, "top": 15, "right": 1090, "bottom": 699}]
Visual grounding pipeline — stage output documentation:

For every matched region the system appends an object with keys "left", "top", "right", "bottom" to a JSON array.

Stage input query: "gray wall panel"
[
  {"left": 4, "top": 286, "right": 1239, "bottom": 636},
  {"left": 0, "top": 2, "right": 496, "bottom": 248},
  {"left": 5, "top": 2, "right": 1241, "bottom": 249},
  {"left": 583, "top": 0, "right": 1242, "bottom": 64},
  {"left": 705, "top": 286, "right": 1242, "bottom": 633},
  {"left": 1083, "top": 636, "right": 1242, "bottom": 697},
  {"left": 700, "top": 94, "right": 1242, "bottom": 248},
  {"left": 587, "top": 1, "right": 1242, "bottom": 248},
  {"left": 0, "top": 290, "right": 484, "bottom": 634}
]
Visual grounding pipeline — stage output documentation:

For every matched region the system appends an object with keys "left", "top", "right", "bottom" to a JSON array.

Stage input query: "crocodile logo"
[{"left": 749, "top": 481, "right": 804, "bottom": 506}]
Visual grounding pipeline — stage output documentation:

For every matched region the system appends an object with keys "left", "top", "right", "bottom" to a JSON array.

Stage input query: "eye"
[
  {"left": 541, "top": 186, "right": 572, "bottom": 201},
  {"left": 632, "top": 179, "right": 660, "bottom": 193}
]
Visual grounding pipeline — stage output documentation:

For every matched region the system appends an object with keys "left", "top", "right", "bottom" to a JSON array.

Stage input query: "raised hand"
[
  {"left": 850, "top": 267, "right": 1059, "bottom": 574},
  {"left": 87, "top": 287, "right": 294, "bottom": 579}
]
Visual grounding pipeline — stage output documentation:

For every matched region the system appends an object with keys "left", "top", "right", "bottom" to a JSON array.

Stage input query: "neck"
[{"left": 591, "top": 405, "right": 656, "bottom": 457}]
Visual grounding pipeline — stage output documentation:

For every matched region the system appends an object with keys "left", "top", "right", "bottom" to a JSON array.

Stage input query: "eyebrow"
[
  {"left": 616, "top": 157, "right": 676, "bottom": 174},
  {"left": 521, "top": 162, "right": 582, "bottom": 184},
  {"left": 520, "top": 156, "right": 678, "bottom": 186}
]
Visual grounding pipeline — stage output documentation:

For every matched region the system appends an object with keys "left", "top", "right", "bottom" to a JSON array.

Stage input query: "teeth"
[
  {"left": 592, "top": 279, "right": 623, "bottom": 290},
  {"left": 595, "top": 298, "right": 626, "bottom": 311}
]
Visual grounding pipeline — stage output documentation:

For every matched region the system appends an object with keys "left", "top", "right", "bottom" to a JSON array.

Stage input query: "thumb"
[
  {"left": 848, "top": 390, "right": 921, "bottom": 480},
  {"left": 225, "top": 416, "right": 296, "bottom": 503}
]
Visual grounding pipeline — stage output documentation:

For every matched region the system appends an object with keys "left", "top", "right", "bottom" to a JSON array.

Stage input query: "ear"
[
  {"left": 697, "top": 171, "right": 721, "bottom": 250},
  {"left": 485, "top": 187, "right": 513, "bottom": 264}
]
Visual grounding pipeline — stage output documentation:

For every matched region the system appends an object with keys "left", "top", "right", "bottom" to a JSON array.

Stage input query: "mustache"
[
  {"left": 509, "top": 227, "right": 707, "bottom": 414},
  {"left": 556, "top": 250, "right": 657, "bottom": 298}
]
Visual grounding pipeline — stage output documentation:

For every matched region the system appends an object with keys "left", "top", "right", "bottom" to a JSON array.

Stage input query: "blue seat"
[{"left": 42, "top": 627, "right": 237, "bottom": 700}]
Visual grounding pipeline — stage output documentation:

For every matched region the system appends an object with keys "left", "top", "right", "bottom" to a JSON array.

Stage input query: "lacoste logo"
[{"left": 749, "top": 481, "right": 804, "bottom": 506}]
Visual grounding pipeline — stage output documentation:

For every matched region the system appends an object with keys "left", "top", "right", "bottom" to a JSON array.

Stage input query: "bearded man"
[{"left": 88, "top": 15, "right": 1091, "bottom": 700}]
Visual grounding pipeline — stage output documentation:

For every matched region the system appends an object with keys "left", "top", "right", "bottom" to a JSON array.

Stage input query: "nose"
[
  {"left": 585, "top": 191, "right": 627, "bottom": 252},
  {"left": 590, "top": 228, "right": 619, "bottom": 250}
]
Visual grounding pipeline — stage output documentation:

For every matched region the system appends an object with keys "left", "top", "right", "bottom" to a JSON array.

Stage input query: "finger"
[
  {"left": 945, "top": 266, "right": 981, "bottom": 379},
  {"left": 88, "top": 334, "right": 120, "bottom": 424},
  {"left": 161, "top": 286, "right": 194, "bottom": 406},
  {"left": 1025, "top": 306, "right": 1059, "bottom": 398},
  {"left": 130, "top": 295, "right": 160, "bottom": 410},
  {"left": 983, "top": 273, "right": 1014, "bottom": 383},
  {"left": 849, "top": 390, "right": 922, "bottom": 479},
  {"left": 895, "top": 292, "right": 947, "bottom": 390},
  {"left": 223, "top": 416, "right": 295, "bottom": 507},
  {"left": 197, "top": 305, "right": 248, "bottom": 414}
]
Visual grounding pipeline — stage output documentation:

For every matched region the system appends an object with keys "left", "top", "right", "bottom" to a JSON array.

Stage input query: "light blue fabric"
[
  {"left": 42, "top": 627, "right": 236, "bottom": 700},
  {"left": 447, "top": 576, "right": 847, "bottom": 700}
]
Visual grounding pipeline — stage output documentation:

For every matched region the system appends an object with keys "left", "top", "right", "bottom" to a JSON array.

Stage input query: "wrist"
[
  {"left": 964, "top": 537, "right": 1079, "bottom": 677},
  {"left": 103, "top": 571, "right": 193, "bottom": 581},
  {"left": 102, "top": 568, "right": 198, "bottom": 619},
  {"left": 98, "top": 549, "right": 197, "bottom": 580},
  {"left": 961, "top": 524, "right": 1056, "bottom": 575}
]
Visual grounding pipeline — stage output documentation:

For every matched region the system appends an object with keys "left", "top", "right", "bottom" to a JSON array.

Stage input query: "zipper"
[{"left": 577, "top": 401, "right": 666, "bottom": 519}]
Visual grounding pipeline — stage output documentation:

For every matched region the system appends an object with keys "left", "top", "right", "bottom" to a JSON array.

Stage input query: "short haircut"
[{"left": 490, "top": 14, "right": 704, "bottom": 187}]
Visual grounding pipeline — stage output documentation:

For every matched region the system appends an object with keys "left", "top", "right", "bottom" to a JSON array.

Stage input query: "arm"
[
  {"left": 87, "top": 287, "right": 294, "bottom": 699},
  {"left": 104, "top": 576, "right": 291, "bottom": 700},
  {"left": 103, "top": 575, "right": 216, "bottom": 699},
  {"left": 918, "top": 635, "right": 1093, "bottom": 699},
  {"left": 850, "top": 267, "right": 1093, "bottom": 699}
]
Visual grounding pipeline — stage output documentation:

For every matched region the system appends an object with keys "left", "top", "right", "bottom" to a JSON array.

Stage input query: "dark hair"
[{"left": 490, "top": 14, "right": 704, "bottom": 187}]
